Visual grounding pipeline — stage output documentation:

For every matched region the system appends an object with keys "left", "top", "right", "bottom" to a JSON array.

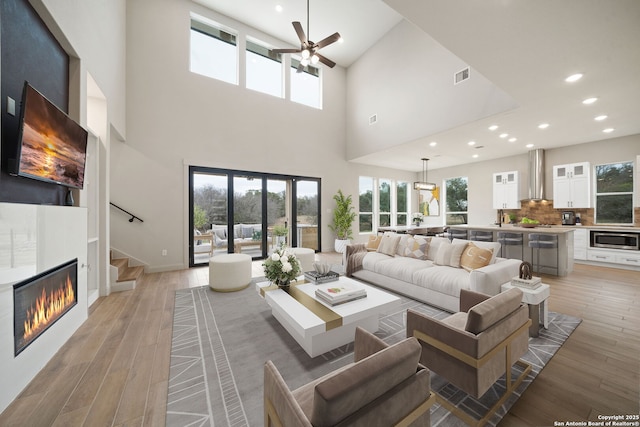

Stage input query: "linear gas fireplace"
[{"left": 13, "top": 259, "right": 78, "bottom": 356}]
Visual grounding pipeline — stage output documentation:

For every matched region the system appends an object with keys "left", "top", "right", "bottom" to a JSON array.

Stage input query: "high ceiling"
[{"left": 194, "top": 0, "right": 640, "bottom": 172}]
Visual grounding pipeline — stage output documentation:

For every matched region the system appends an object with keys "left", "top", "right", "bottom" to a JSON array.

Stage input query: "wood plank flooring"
[{"left": 0, "top": 259, "right": 637, "bottom": 426}]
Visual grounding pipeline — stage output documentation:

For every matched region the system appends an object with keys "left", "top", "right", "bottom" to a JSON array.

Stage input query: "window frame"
[
  {"left": 594, "top": 161, "right": 635, "bottom": 225},
  {"left": 444, "top": 176, "right": 468, "bottom": 226},
  {"left": 245, "top": 37, "right": 284, "bottom": 98},
  {"left": 189, "top": 17, "right": 239, "bottom": 85},
  {"left": 358, "top": 176, "right": 412, "bottom": 234}
]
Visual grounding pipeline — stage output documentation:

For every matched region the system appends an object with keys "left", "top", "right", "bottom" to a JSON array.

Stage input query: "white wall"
[
  {"left": 114, "top": 0, "right": 415, "bottom": 271},
  {"left": 346, "top": 19, "right": 518, "bottom": 161}
]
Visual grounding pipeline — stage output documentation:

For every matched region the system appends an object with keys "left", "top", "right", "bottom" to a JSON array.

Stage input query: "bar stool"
[
  {"left": 528, "top": 233, "right": 559, "bottom": 275},
  {"left": 469, "top": 230, "right": 494, "bottom": 242},
  {"left": 447, "top": 228, "right": 468, "bottom": 241},
  {"left": 497, "top": 231, "right": 524, "bottom": 260}
]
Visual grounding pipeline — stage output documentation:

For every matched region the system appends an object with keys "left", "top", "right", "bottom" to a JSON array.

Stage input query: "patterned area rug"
[{"left": 166, "top": 281, "right": 581, "bottom": 426}]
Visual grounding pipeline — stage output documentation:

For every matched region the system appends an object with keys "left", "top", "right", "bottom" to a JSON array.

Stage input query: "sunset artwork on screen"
[{"left": 17, "top": 83, "right": 88, "bottom": 189}]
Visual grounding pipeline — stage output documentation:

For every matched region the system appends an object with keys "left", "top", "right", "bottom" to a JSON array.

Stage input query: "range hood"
[{"left": 523, "top": 149, "right": 548, "bottom": 201}]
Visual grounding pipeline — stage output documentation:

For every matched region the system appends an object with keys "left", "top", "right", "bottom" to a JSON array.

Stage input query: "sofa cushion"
[
  {"left": 395, "top": 234, "right": 412, "bottom": 256},
  {"left": 434, "top": 240, "right": 467, "bottom": 268},
  {"left": 362, "top": 252, "right": 393, "bottom": 271},
  {"left": 460, "top": 242, "right": 494, "bottom": 272},
  {"left": 465, "top": 287, "right": 523, "bottom": 334},
  {"left": 427, "top": 237, "right": 449, "bottom": 261},
  {"left": 404, "top": 236, "right": 430, "bottom": 260},
  {"left": 211, "top": 225, "right": 227, "bottom": 240},
  {"left": 377, "top": 234, "right": 401, "bottom": 256},
  {"left": 374, "top": 256, "right": 433, "bottom": 283},
  {"left": 412, "top": 266, "right": 471, "bottom": 297},
  {"left": 453, "top": 239, "right": 501, "bottom": 264},
  {"left": 310, "top": 337, "right": 421, "bottom": 426}
]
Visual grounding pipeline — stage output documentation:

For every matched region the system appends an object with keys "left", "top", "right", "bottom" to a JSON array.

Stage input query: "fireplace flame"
[{"left": 23, "top": 274, "right": 75, "bottom": 340}]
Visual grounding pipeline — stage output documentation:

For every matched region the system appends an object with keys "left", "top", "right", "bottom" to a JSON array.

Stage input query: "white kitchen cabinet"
[
  {"left": 553, "top": 162, "right": 591, "bottom": 208},
  {"left": 573, "top": 228, "right": 588, "bottom": 260},
  {"left": 493, "top": 171, "right": 520, "bottom": 209}
]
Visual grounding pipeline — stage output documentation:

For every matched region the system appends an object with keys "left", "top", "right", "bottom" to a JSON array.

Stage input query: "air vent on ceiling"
[
  {"left": 454, "top": 67, "right": 470, "bottom": 85},
  {"left": 369, "top": 114, "right": 378, "bottom": 125}
]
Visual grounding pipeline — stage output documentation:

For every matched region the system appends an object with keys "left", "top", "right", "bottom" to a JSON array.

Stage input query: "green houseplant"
[{"left": 329, "top": 189, "right": 357, "bottom": 253}]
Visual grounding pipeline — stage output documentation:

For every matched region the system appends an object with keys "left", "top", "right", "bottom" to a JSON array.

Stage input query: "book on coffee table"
[
  {"left": 315, "top": 282, "right": 367, "bottom": 306},
  {"left": 511, "top": 276, "right": 542, "bottom": 289},
  {"left": 304, "top": 270, "right": 339, "bottom": 284}
]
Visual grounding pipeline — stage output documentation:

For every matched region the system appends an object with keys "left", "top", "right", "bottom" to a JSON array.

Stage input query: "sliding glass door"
[{"left": 189, "top": 166, "right": 321, "bottom": 267}]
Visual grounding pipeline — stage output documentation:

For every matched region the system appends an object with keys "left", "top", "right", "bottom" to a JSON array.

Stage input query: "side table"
[{"left": 501, "top": 282, "right": 550, "bottom": 337}]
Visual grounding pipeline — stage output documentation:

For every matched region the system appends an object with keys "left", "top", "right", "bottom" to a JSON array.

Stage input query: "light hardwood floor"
[{"left": 0, "top": 258, "right": 638, "bottom": 426}]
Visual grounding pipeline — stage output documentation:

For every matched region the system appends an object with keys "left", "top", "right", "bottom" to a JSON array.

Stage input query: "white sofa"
[
  {"left": 346, "top": 234, "right": 521, "bottom": 313},
  {"left": 210, "top": 223, "right": 262, "bottom": 251}
]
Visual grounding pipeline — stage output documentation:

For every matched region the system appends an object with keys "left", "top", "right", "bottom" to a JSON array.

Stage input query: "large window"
[
  {"left": 190, "top": 18, "right": 237, "bottom": 84},
  {"left": 378, "top": 179, "right": 392, "bottom": 227},
  {"left": 291, "top": 59, "right": 321, "bottom": 109},
  {"left": 396, "top": 181, "right": 409, "bottom": 226},
  {"left": 359, "top": 177, "right": 374, "bottom": 233},
  {"left": 445, "top": 177, "right": 468, "bottom": 225},
  {"left": 246, "top": 39, "right": 283, "bottom": 98},
  {"left": 595, "top": 161, "right": 634, "bottom": 224}
]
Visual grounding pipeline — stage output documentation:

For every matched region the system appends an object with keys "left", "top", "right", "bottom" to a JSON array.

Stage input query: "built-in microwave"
[{"left": 590, "top": 230, "right": 640, "bottom": 250}]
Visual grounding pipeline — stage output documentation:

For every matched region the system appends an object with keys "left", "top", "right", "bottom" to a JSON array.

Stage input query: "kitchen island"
[{"left": 448, "top": 224, "right": 574, "bottom": 276}]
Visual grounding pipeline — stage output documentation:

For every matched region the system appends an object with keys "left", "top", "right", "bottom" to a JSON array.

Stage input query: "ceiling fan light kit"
[{"left": 273, "top": 0, "right": 340, "bottom": 72}]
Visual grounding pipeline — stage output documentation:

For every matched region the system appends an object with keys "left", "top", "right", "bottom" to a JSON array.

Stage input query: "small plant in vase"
[
  {"left": 262, "top": 245, "right": 301, "bottom": 290},
  {"left": 412, "top": 212, "right": 424, "bottom": 226}
]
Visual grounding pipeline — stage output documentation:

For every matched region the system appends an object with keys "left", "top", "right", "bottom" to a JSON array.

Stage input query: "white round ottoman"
[
  {"left": 209, "top": 253, "right": 252, "bottom": 292},
  {"left": 290, "top": 247, "right": 315, "bottom": 273}
]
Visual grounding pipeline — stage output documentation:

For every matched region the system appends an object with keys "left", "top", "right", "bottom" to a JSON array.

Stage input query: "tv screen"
[{"left": 15, "top": 82, "right": 88, "bottom": 189}]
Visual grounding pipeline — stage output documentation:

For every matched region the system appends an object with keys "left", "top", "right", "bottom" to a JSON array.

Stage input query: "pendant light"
[{"left": 414, "top": 158, "right": 436, "bottom": 191}]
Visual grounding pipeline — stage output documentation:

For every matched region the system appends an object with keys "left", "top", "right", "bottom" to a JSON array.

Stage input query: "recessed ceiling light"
[
  {"left": 488, "top": 125, "right": 499, "bottom": 131},
  {"left": 508, "top": 137, "right": 517, "bottom": 142},
  {"left": 468, "top": 141, "right": 476, "bottom": 146},
  {"left": 472, "top": 154, "right": 479, "bottom": 158},
  {"left": 582, "top": 97, "right": 598, "bottom": 105},
  {"left": 603, "top": 128, "right": 614, "bottom": 133},
  {"left": 538, "top": 123, "right": 550, "bottom": 129},
  {"left": 275, "top": 4, "right": 283, "bottom": 12},
  {"left": 526, "top": 143, "right": 534, "bottom": 148},
  {"left": 565, "top": 73, "right": 583, "bottom": 83},
  {"left": 429, "top": 141, "right": 437, "bottom": 147},
  {"left": 594, "top": 115, "right": 608, "bottom": 121},
  {"left": 499, "top": 133, "right": 509, "bottom": 138}
]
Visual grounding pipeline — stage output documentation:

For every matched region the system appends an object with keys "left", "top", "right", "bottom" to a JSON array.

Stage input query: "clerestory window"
[{"left": 190, "top": 18, "right": 238, "bottom": 85}]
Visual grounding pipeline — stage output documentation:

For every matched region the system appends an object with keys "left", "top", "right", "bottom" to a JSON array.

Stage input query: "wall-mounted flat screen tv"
[{"left": 14, "top": 82, "right": 88, "bottom": 189}]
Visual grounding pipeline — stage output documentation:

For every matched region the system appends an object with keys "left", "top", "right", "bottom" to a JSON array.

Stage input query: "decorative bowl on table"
[{"left": 518, "top": 222, "right": 538, "bottom": 228}]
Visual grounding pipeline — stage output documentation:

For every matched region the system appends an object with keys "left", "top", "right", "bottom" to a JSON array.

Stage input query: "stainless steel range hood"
[{"left": 524, "top": 149, "right": 547, "bottom": 201}]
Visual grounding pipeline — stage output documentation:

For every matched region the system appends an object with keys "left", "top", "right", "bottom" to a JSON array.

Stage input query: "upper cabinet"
[
  {"left": 553, "top": 162, "right": 591, "bottom": 208},
  {"left": 493, "top": 171, "right": 520, "bottom": 209}
]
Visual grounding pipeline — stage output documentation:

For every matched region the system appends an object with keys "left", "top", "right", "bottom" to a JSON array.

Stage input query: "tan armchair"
[
  {"left": 264, "top": 327, "right": 435, "bottom": 427},
  {"left": 406, "top": 288, "right": 531, "bottom": 427}
]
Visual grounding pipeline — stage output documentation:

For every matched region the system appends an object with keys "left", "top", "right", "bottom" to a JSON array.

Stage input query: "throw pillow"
[
  {"left": 434, "top": 240, "right": 467, "bottom": 268},
  {"left": 365, "top": 235, "right": 382, "bottom": 250},
  {"left": 427, "top": 237, "right": 449, "bottom": 261},
  {"left": 460, "top": 242, "right": 494, "bottom": 272},
  {"left": 396, "top": 234, "right": 412, "bottom": 256},
  {"left": 404, "top": 236, "right": 430, "bottom": 260},
  {"left": 377, "top": 234, "right": 401, "bottom": 256}
]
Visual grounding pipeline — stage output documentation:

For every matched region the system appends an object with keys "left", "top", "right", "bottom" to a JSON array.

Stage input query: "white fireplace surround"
[{"left": 0, "top": 203, "right": 88, "bottom": 413}]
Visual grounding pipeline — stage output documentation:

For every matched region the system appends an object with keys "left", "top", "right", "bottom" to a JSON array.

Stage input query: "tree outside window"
[
  {"left": 445, "top": 177, "right": 468, "bottom": 225},
  {"left": 359, "top": 177, "right": 374, "bottom": 233}
]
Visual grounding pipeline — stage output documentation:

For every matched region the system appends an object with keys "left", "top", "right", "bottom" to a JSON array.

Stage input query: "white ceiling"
[{"left": 193, "top": 0, "right": 640, "bottom": 172}]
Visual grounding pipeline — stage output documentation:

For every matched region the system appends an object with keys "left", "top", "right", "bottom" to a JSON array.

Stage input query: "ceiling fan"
[{"left": 273, "top": 0, "right": 341, "bottom": 72}]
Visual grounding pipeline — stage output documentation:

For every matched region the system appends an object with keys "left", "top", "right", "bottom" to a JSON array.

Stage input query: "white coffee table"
[
  {"left": 256, "top": 276, "right": 401, "bottom": 357},
  {"left": 501, "top": 282, "right": 550, "bottom": 337}
]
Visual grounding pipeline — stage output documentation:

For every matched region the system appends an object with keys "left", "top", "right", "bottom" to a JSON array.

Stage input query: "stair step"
[{"left": 116, "top": 265, "right": 144, "bottom": 282}]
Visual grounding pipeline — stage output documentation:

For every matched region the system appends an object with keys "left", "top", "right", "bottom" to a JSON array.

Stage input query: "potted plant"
[
  {"left": 272, "top": 224, "right": 288, "bottom": 247},
  {"left": 329, "top": 189, "right": 357, "bottom": 253}
]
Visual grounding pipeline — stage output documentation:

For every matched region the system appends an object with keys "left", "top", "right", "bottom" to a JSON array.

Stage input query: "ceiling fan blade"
[
  {"left": 292, "top": 21, "right": 307, "bottom": 44},
  {"left": 315, "top": 32, "right": 341, "bottom": 49},
  {"left": 272, "top": 48, "right": 302, "bottom": 54},
  {"left": 315, "top": 53, "right": 336, "bottom": 68}
]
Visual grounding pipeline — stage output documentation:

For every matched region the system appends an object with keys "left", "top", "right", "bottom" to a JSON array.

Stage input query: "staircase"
[{"left": 110, "top": 251, "right": 145, "bottom": 292}]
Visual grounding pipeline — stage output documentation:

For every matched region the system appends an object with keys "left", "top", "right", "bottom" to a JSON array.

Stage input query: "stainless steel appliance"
[
  {"left": 590, "top": 230, "right": 640, "bottom": 250},
  {"left": 561, "top": 211, "right": 576, "bottom": 225}
]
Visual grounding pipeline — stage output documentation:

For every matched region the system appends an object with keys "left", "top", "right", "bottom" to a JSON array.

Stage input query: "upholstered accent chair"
[
  {"left": 264, "top": 327, "right": 435, "bottom": 427},
  {"left": 406, "top": 288, "right": 531, "bottom": 426}
]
